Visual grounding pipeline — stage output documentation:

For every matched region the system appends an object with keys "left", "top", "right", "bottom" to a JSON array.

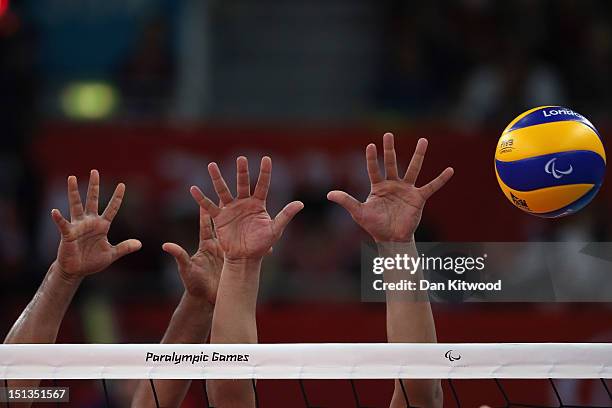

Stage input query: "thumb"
[
  {"left": 327, "top": 190, "right": 362, "bottom": 220},
  {"left": 272, "top": 201, "right": 304, "bottom": 237},
  {"left": 112, "top": 239, "right": 142, "bottom": 261},
  {"left": 162, "top": 242, "right": 191, "bottom": 273},
  {"left": 50, "top": 209, "right": 71, "bottom": 237}
]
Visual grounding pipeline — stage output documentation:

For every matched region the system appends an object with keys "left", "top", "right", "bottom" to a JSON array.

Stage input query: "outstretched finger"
[
  {"left": 67, "top": 175, "right": 84, "bottom": 221},
  {"left": 112, "top": 239, "right": 142, "bottom": 262},
  {"left": 101, "top": 183, "right": 126, "bottom": 222},
  {"left": 253, "top": 156, "right": 272, "bottom": 201},
  {"left": 383, "top": 133, "right": 399, "bottom": 180},
  {"left": 236, "top": 156, "right": 250, "bottom": 199},
  {"left": 208, "top": 162, "right": 234, "bottom": 205},
  {"left": 162, "top": 242, "right": 191, "bottom": 274},
  {"left": 366, "top": 144, "right": 383, "bottom": 185},
  {"left": 190, "top": 186, "right": 221, "bottom": 217},
  {"left": 85, "top": 169, "right": 100, "bottom": 214},
  {"left": 199, "top": 207, "right": 215, "bottom": 242},
  {"left": 404, "top": 138, "right": 428, "bottom": 184},
  {"left": 327, "top": 190, "right": 362, "bottom": 221},
  {"left": 51, "top": 209, "right": 71, "bottom": 236},
  {"left": 272, "top": 201, "right": 304, "bottom": 237},
  {"left": 419, "top": 167, "right": 454, "bottom": 199}
]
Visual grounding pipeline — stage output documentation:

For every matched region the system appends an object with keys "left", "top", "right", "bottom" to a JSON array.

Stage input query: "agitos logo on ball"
[{"left": 494, "top": 106, "right": 606, "bottom": 218}]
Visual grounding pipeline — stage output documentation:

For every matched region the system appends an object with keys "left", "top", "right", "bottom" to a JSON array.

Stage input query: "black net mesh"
[{"left": 5, "top": 378, "right": 609, "bottom": 407}]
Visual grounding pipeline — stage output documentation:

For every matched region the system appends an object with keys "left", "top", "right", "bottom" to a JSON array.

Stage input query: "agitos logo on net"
[{"left": 444, "top": 350, "right": 461, "bottom": 362}]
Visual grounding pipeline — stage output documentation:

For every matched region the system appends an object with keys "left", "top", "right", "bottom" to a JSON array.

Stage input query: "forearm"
[
  {"left": 380, "top": 240, "right": 442, "bottom": 408},
  {"left": 380, "top": 240, "right": 437, "bottom": 343},
  {"left": 3, "top": 262, "right": 81, "bottom": 403},
  {"left": 161, "top": 294, "right": 213, "bottom": 343},
  {"left": 5, "top": 262, "right": 81, "bottom": 344},
  {"left": 208, "top": 258, "right": 262, "bottom": 408},
  {"left": 210, "top": 258, "right": 261, "bottom": 344},
  {"left": 132, "top": 293, "right": 213, "bottom": 408}
]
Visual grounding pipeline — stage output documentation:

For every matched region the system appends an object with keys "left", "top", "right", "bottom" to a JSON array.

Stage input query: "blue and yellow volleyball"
[{"left": 495, "top": 106, "right": 606, "bottom": 218}]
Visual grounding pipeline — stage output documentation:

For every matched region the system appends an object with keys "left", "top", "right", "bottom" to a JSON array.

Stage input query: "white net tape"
[{"left": 0, "top": 343, "right": 610, "bottom": 380}]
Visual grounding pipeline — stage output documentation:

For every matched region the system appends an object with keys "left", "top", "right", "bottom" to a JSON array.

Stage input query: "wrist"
[
  {"left": 222, "top": 256, "right": 263, "bottom": 280},
  {"left": 223, "top": 256, "right": 263, "bottom": 268},
  {"left": 182, "top": 292, "right": 214, "bottom": 314},
  {"left": 376, "top": 238, "right": 416, "bottom": 255},
  {"left": 375, "top": 236, "right": 415, "bottom": 246},
  {"left": 50, "top": 261, "right": 83, "bottom": 287},
  {"left": 373, "top": 233, "right": 415, "bottom": 244}
]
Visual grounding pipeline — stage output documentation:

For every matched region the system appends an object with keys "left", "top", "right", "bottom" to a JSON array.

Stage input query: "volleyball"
[{"left": 495, "top": 106, "right": 606, "bottom": 218}]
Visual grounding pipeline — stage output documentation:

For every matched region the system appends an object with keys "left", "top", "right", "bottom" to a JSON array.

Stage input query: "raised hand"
[
  {"left": 131, "top": 207, "right": 222, "bottom": 408},
  {"left": 190, "top": 156, "right": 303, "bottom": 261},
  {"left": 162, "top": 207, "right": 222, "bottom": 305},
  {"left": 51, "top": 170, "right": 142, "bottom": 280},
  {"left": 327, "top": 133, "right": 453, "bottom": 243}
]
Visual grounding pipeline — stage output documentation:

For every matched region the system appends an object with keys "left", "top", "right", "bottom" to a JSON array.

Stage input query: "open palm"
[
  {"left": 190, "top": 156, "right": 303, "bottom": 260},
  {"left": 51, "top": 170, "right": 141, "bottom": 279},
  {"left": 162, "top": 207, "right": 223, "bottom": 305},
  {"left": 328, "top": 133, "right": 453, "bottom": 242}
]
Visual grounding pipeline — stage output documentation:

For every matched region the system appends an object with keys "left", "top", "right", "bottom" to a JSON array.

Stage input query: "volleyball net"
[{"left": 0, "top": 343, "right": 610, "bottom": 407}]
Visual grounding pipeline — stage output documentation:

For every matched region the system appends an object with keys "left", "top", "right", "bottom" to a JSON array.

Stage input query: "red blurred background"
[{"left": 1, "top": 0, "right": 612, "bottom": 406}]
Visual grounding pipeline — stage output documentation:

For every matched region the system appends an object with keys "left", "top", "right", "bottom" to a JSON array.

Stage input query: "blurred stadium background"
[{"left": 1, "top": 0, "right": 611, "bottom": 406}]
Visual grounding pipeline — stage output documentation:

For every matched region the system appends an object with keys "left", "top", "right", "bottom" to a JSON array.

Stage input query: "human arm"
[
  {"left": 4, "top": 170, "right": 141, "bottom": 394},
  {"left": 131, "top": 207, "right": 222, "bottom": 408},
  {"left": 191, "top": 156, "right": 303, "bottom": 407},
  {"left": 327, "top": 133, "right": 453, "bottom": 408}
]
